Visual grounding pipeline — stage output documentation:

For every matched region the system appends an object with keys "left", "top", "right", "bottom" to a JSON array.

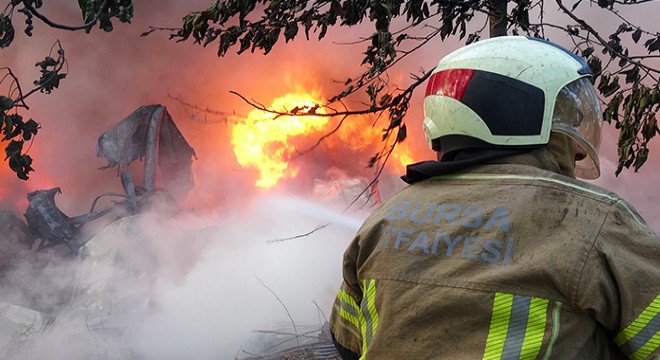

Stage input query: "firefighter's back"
[{"left": 346, "top": 162, "right": 653, "bottom": 359}]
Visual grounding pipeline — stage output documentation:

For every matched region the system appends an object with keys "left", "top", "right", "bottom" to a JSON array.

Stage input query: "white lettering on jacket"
[{"left": 381, "top": 200, "right": 515, "bottom": 265}]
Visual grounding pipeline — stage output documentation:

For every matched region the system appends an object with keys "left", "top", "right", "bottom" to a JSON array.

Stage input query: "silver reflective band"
[{"left": 433, "top": 173, "right": 646, "bottom": 227}]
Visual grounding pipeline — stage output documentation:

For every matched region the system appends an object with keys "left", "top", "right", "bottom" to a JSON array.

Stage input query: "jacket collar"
[{"left": 401, "top": 133, "right": 577, "bottom": 184}]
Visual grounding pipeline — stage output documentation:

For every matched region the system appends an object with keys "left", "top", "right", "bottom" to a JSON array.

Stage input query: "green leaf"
[
  {"left": 0, "top": 96, "right": 14, "bottom": 111},
  {"left": 587, "top": 56, "right": 602, "bottom": 76},
  {"left": 78, "top": 0, "right": 97, "bottom": 24},
  {"left": 284, "top": 21, "right": 298, "bottom": 42},
  {"left": 4, "top": 140, "right": 33, "bottom": 180},
  {"left": 466, "top": 33, "right": 480, "bottom": 44},
  {"left": 623, "top": 67, "right": 639, "bottom": 84},
  {"left": 237, "top": 31, "right": 253, "bottom": 54},
  {"left": 4, "top": 139, "right": 22, "bottom": 159},
  {"left": 0, "top": 15, "right": 15, "bottom": 48},
  {"left": 2, "top": 117, "right": 12, "bottom": 140},
  {"left": 367, "top": 154, "right": 378, "bottom": 168},
  {"left": 642, "top": 113, "right": 657, "bottom": 139},
  {"left": 21, "top": 119, "right": 39, "bottom": 141},
  {"left": 633, "top": 147, "right": 648, "bottom": 170},
  {"left": 396, "top": 124, "right": 407, "bottom": 143},
  {"left": 632, "top": 28, "right": 642, "bottom": 43},
  {"left": 645, "top": 37, "right": 660, "bottom": 53},
  {"left": 440, "top": 19, "right": 452, "bottom": 39},
  {"left": 571, "top": 0, "right": 583, "bottom": 11},
  {"left": 35, "top": 56, "right": 57, "bottom": 69},
  {"left": 388, "top": 115, "right": 402, "bottom": 129}
]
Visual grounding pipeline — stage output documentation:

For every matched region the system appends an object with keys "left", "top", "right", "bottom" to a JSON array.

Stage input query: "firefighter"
[{"left": 329, "top": 36, "right": 660, "bottom": 360}]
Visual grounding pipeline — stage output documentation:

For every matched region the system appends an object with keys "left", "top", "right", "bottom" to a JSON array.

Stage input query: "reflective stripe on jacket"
[{"left": 329, "top": 162, "right": 660, "bottom": 360}]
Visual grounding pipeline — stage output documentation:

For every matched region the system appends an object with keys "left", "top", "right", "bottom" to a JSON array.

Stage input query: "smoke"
[
  {"left": 3, "top": 194, "right": 363, "bottom": 360},
  {"left": 591, "top": 124, "right": 660, "bottom": 230},
  {"left": 135, "top": 196, "right": 363, "bottom": 360}
]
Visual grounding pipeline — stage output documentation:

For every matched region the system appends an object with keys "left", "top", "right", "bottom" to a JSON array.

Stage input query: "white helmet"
[{"left": 423, "top": 36, "right": 603, "bottom": 179}]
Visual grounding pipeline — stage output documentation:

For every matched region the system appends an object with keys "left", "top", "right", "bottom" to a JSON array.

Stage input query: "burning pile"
[
  {"left": 0, "top": 79, "right": 426, "bottom": 359},
  {"left": 0, "top": 100, "right": 376, "bottom": 359}
]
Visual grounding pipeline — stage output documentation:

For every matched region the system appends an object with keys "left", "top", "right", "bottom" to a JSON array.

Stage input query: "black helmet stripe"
[{"left": 460, "top": 70, "right": 545, "bottom": 137}]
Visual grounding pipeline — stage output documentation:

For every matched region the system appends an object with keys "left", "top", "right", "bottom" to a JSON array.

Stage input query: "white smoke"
[{"left": 3, "top": 194, "right": 364, "bottom": 360}]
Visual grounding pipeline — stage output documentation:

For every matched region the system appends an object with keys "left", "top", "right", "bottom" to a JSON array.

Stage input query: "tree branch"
[
  {"left": 555, "top": 0, "right": 660, "bottom": 75},
  {"left": 0, "top": 67, "right": 28, "bottom": 109},
  {"left": 266, "top": 223, "right": 330, "bottom": 243},
  {"left": 20, "top": 0, "right": 110, "bottom": 31},
  {"left": 253, "top": 275, "right": 300, "bottom": 346}
]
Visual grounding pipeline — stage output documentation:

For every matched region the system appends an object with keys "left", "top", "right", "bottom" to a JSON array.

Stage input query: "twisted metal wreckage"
[{"left": 0, "top": 105, "right": 338, "bottom": 359}]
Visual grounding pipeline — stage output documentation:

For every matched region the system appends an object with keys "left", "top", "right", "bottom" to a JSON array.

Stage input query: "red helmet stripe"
[{"left": 425, "top": 69, "right": 475, "bottom": 100}]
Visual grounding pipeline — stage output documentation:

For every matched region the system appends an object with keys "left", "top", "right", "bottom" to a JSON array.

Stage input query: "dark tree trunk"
[{"left": 488, "top": 0, "right": 508, "bottom": 37}]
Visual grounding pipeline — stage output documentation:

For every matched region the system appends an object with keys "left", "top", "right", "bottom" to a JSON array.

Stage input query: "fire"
[
  {"left": 230, "top": 90, "right": 420, "bottom": 188},
  {"left": 390, "top": 146, "right": 415, "bottom": 173},
  {"left": 231, "top": 92, "right": 329, "bottom": 188}
]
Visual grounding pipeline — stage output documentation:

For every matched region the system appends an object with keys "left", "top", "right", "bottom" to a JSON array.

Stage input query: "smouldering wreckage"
[{"left": 0, "top": 105, "right": 339, "bottom": 359}]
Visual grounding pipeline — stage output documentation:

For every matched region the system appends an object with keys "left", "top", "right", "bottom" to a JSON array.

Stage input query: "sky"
[{"left": 0, "top": 1, "right": 659, "bottom": 359}]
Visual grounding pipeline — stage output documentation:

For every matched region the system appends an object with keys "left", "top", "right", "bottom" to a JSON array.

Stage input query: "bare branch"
[
  {"left": 555, "top": 0, "right": 660, "bottom": 75},
  {"left": 253, "top": 275, "right": 299, "bottom": 346},
  {"left": 612, "top": 0, "right": 655, "bottom": 4},
  {"left": 229, "top": 90, "right": 381, "bottom": 118},
  {"left": 291, "top": 114, "right": 350, "bottom": 159},
  {"left": 0, "top": 67, "right": 28, "bottom": 109},
  {"left": 167, "top": 93, "right": 244, "bottom": 124},
  {"left": 312, "top": 299, "right": 328, "bottom": 323},
  {"left": 266, "top": 224, "right": 330, "bottom": 243}
]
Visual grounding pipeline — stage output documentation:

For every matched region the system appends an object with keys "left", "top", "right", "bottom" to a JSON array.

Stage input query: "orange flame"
[
  {"left": 390, "top": 145, "right": 415, "bottom": 173},
  {"left": 231, "top": 92, "right": 328, "bottom": 188},
  {"left": 230, "top": 90, "right": 419, "bottom": 188}
]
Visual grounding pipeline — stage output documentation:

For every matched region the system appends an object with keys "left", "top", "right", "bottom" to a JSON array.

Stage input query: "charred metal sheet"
[
  {"left": 157, "top": 109, "right": 197, "bottom": 197},
  {"left": 23, "top": 188, "right": 76, "bottom": 251},
  {"left": 96, "top": 105, "right": 196, "bottom": 197}
]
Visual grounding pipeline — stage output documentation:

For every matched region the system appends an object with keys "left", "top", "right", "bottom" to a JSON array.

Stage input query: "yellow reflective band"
[
  {"left": 483, "top": 292, "right": 514, "bottom": 359},
  {"left": 483, "top": 293, "right": 551, "bottom": 360},
  {"left": 337, "top": 288, "right": 361, "bottom": 330},
  {"left": 616, "top": 295, "right": 660, "bottom": 360},
  {"left": 359, "top": 278, "right": 380, "bottom": 359},
  {"left": 520, "top": 297, "right": 549, "bottom": 359}
]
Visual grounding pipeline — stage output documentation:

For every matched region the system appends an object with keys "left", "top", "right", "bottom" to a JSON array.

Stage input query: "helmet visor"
[{"left": 551, "top": 78, "right": 603, "bottom": 179}]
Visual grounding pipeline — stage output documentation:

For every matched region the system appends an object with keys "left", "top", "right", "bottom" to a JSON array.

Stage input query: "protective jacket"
[{"left": 329, "top": 145, "right": 660, "bottom": 360}]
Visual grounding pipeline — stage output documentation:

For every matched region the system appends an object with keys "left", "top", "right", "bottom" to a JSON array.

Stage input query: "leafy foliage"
[
  {"left": 152, "top": 0, "right": 489, "bottom": 173},
  {"left": 570, "top": 8, "right": 660, "bottom": 174},
  {"left": 0, "top": 42, "right": 65, "bottom": 179},
  {"left": 0, "top": 102, "right": 38, "bottom": 180},
  {"left": 77, "top": 0, "right": 134, "bottom": 32},
  {"left": 0, "top": 0, "right": 658, "bottom": 179},
  {"left": 0, "top": 0, "right": 133, "bottom": 179},
  {"left": 0, "top": 14, "right": 14, "bottom": 48},
  {"left": 156, "top": 0, "right": 660, "bottom": 176}
]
